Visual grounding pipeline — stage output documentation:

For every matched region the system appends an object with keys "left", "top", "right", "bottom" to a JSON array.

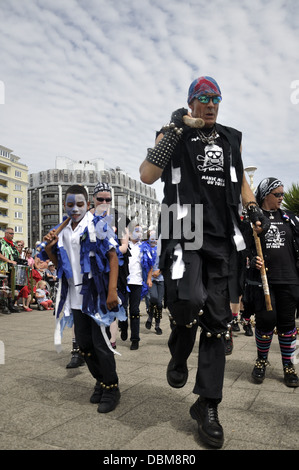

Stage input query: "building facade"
[
  {"left": 0, "top": 145, "right": 28, "bottom": 244},
  {"left": 28, "top": 157, "right": 160, "bottom": 247}
]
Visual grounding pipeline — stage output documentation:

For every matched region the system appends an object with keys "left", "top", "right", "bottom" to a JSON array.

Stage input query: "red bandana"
[{"left": 3, "top": 237, "right": 15, "bottom": 247}]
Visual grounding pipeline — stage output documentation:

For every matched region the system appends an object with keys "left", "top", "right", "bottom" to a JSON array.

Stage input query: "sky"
[{"left": 0, "top": 0, "right": 299, "bottom": 202}]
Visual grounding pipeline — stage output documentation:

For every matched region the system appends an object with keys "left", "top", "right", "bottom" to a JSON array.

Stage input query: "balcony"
[
  {"left": 0, "top": 183, "right": 8, "bottom": 194},
  {"left": 41, "top": 206, "right": 59, "bottom": 216},
  {"left": 0, "top": 212, "right": 8, "bottom": 224},
  {"left": 0, "top": 196, "right": 8, "bottom": 209}
]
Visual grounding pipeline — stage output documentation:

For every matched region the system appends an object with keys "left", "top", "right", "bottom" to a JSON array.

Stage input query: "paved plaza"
[{"left": 0, "top": 302, "right": 298, "bottom": 451}]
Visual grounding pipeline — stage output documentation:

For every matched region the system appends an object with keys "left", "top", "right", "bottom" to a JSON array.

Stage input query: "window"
[
  {"left": 14, "top": 212, "right": 23, "bottom": 219},
  {"left": 15, "top": 170, "right": 22, "bottom": 178},
  {"left": 15, "top": 184, "right": 22, "bottom": 191},
  {"left": 14, "top": 197, "right": 23, "bottom": 205},
  {"left": 15, "top": 226, "right": 23, "bottom": 233}
]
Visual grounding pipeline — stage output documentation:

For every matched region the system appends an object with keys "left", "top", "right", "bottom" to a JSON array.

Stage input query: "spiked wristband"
[{"left": 146, "top": 122, "right": 183, "bottom": 169}]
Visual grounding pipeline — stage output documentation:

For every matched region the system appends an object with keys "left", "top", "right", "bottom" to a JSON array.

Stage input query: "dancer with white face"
[
  {"left": 42, "top": 185, "right": 124, "bottom": 414},
  {"left": 65, "top": 193, "right": 89, "bottom": 225}
]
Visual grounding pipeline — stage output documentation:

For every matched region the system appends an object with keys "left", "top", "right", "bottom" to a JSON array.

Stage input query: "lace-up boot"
[{"left": 190, "top": 397, "right": 224, "bottom": 448}]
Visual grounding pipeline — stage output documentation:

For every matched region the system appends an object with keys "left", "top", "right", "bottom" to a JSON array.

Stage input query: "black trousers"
[
  {"left": 165, "top": 240, "right": 233, "bottom": 401},
  {"left": 127, "top": 284, "right": 142, "bottom": 342},
  {"left": 255, "top": 284, "right": 299, "bottom": 333},
  {"left": 72, "top": 309, "right": 118, "bottom": 386}
]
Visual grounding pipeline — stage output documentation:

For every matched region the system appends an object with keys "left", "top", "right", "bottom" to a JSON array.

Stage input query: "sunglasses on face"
[
  {"left": 197, "top": 95, "right": 222, "bottom": 104},
  {"left": 96, "top": 197, "right": 112, "bottom": 203},
  {"left": 271, "top": 192, "right": 284, "bottom": 198}
]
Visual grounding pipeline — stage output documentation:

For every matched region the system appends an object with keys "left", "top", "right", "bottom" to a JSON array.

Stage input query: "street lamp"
[{"left": 245, "top": 166, "right": 257, "bottom": 191}]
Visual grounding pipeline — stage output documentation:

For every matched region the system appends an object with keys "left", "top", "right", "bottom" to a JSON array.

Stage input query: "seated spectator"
[
  {"left": 44, "top": 262, "right": 57, "bottom": 286},
  {"left": 17, "top": 285, "right": 33, "bottom": 311},
  {"left": 35, "top": 280, "right": 53, "bottom": 310}
]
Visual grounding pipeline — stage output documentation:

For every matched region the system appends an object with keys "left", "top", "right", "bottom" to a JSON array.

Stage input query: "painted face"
[
  {"left": 65, "top": 194, "right": 88, "bottom": 223},
  {"left": 131, "top": 226, "right": 143, "bottom": 241},
  {"left": 149, "top": 230, "right": 157, "bottom": 246}
]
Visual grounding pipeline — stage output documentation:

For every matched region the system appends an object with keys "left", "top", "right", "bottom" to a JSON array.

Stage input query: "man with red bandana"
[{"left": 140, "top": 76, "right": 269, "bottom": 448}]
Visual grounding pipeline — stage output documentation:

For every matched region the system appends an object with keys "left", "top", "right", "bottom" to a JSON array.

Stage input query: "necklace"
[
  {"left": 197, "top": 128, "right": 219, "bottom": 145},
  {"left": 263, "top": 209, "right": 276, "bottom": 220}
]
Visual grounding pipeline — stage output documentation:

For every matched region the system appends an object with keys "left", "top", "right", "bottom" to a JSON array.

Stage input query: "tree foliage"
[{"left": 282, "top": 183, "right": 299, "bottom": 216}]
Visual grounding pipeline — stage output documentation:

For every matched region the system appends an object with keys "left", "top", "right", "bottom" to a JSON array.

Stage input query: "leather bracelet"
[{"left": 245, "top": 201, "right": 258, "bottom": 210}]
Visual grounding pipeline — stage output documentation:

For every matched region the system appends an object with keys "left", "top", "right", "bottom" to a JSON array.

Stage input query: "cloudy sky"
[{"left": 0, "top": 0, "right": 299, "bottom": 201}]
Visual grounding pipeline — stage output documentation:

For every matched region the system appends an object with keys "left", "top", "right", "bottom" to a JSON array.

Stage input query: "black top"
[
  {"left": 159, "top": 122, "right": 243, "bottom": 260},
  {"left": 262, "top": 209, "right": 299, "bottom": 285}
]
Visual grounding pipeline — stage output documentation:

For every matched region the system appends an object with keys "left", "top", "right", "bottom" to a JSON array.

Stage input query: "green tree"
[{"left": 282, "top": 183, "right": 299, "bottom": 216}]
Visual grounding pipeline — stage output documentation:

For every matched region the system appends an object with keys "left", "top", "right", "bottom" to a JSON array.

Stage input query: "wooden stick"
[
  {"left": 36, "top": 217, "right": 71, "bottom": 252},
  {"left": 182, "top": 115, "right": 205, "bottom": 128},
  {"left": 253, "top": 230, "right": 272, "bottom": 311}
]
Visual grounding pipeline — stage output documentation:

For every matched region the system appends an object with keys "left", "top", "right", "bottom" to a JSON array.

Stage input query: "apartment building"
[
  {"left": 0, "top": 145, "right": 28, "bottom": 243},
  {"left": 28, "top": 157, "right": 160, "bottom": 247}
]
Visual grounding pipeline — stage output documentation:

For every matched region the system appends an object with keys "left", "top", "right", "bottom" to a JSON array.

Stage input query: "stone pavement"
[{"left": 0, "top": 302, "right": 299, "bottom": 452}]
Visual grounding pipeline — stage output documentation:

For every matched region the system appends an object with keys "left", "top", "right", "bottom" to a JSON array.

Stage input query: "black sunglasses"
[
  {"left": 96, "top": 197, "right": 112, "bottom": 202},
  {"left": 271, "top": 192, "right": 284, "bottom": 198}
]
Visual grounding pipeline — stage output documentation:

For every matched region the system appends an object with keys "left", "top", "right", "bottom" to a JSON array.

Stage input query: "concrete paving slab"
[{"left": 0, "top": 302, "right": 298, "bottom": 452}]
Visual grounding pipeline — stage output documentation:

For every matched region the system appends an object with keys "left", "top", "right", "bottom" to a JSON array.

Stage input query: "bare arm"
[
  {"left": 106, "top": 249, "right": 119, "bottom": 310},
  {"left": 147, "top": 267, "right": 153, "bottom": 288},
  {"left": 139, "top": 133, "right": 164, "bottom": 184},
  {"left": 0, "top": 253, "right": 17, "bottom": 266},
  {"left": 241, "top": 172, "right": 256, "bottom": 206},
  {"left": 119, "top": 227, "right": 129, "bottom": 254},
  {"left": 43, "top": 230, "right": 59, "bottom": 267}
]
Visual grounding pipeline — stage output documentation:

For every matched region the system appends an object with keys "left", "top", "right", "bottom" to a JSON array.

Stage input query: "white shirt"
[
  {"left": 60, "top": 211, "right": 93, "bottom": 309},
  {"left": 127, "top": 241, "right": 142, "bottom": 285}
]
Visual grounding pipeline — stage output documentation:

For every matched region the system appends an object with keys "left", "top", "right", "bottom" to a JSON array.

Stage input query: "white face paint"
[
  {"left": 65, "top": 194, "right": 88, "bottom": 223},
  {"left": 131, "top": 226, "right": 143, "bottom": 241},
  {"left": 149, "top": 230, "right": 157, "bottom": 246}
]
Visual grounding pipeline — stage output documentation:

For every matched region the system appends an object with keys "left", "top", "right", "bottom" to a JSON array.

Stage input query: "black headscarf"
[{"left": 255, "top": 177, "right": 283, "bottom": 206}]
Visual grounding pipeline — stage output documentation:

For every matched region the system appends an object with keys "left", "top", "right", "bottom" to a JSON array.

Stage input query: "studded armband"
[{"left": 146, "top": 122, "right": 183, "bottom": 169}]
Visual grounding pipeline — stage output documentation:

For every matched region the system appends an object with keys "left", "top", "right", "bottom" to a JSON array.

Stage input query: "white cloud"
[{"left": 0, "top": 0, "right": 298, "bottom": 202}]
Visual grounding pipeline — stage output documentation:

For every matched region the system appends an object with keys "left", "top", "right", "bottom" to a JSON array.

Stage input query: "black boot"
[
  {"left": 97, "top": 386, "right": 120, "bottom": 413},
  {"left": 190, "top": 397, "right": 224, "bottom": 449},
  {"left": 145, "top": 303, "right": 154, "bottom": 329},
  {"left": 66, "top": 341, "right": 85, "bottom": 369},
  {"left": 130, "top": 340, "right": 139, "bottom": 350},
  {"left": 166, "top": 358, "right": 188, "bottom": 388},
  {"left": 90, "top": 381, "right": 104, "bottom": 403},
  {"left": 119, "top": 319, "right": 128, "bottom": 341},
  {"left": 154, "top": 307, "right": 163, "bottom": 334},
  {"left": 243, "top": 320, "right": 253, "bottom": 336},
  {"left": 224, "top": 328, "right": 233, "bottom": 355},
  {"left": 251, "top": 358, "right": 268, "bottom": 383},
  {"left": 231, "top": 317, "right": 240, "bottom": 332},
  {"left": 155, "top": 325, "right": 162, "bottom": 335},
  {"left": 283, "top": 363, "right": 299, "bottom": 387}
]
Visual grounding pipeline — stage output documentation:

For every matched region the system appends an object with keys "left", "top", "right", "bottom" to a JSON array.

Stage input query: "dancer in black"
[
  {"left": 140, "top": 76, "right": 269, "bottom": 448},
  {"left": 244, "top": 178, "right": 299, "bottom": 387}
]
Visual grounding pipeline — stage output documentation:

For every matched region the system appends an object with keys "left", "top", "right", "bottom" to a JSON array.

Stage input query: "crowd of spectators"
[{"left": 0, "top": 228, "right": 57, "bottom": 314}]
